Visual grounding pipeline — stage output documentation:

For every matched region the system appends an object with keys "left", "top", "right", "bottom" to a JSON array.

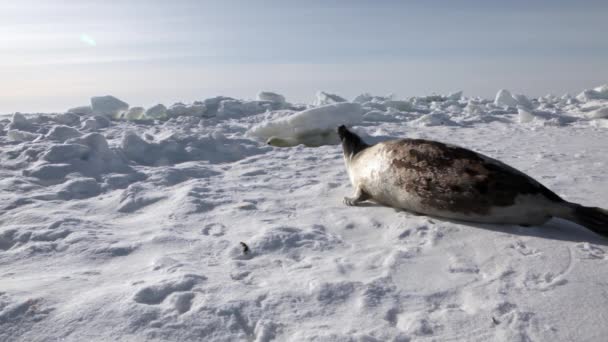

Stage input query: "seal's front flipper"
[{"left": 343, "top": 186, "right": 370, "bottom": 206}]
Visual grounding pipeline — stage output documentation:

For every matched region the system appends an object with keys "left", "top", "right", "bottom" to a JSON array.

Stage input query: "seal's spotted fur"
[{"left": 338, "top": 125, "right": 608, "bottom": 237}]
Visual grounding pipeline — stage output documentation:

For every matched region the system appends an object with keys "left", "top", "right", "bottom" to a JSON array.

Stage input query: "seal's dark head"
[{"left": 337, "top": 125, "right": 369, "bottom": 158}]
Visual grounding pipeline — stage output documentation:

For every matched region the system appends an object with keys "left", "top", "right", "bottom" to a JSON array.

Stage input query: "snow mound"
[
  {"left": 230, "top": 225, "right": 341, "bottom": 260},
  {"left": 248, "top": 102, "right": 363, "bottom": 147},
  {"left": 121, "top": 131, "right": 269, "bottom": 165},
  {"left": 133, "top": 274, "right": 206, "bottom": 305},
  {"left": 24, "top": 133, "right": 133, "bottom": 181}
]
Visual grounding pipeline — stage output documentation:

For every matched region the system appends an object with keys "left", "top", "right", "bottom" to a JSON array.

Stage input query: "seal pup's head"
[{"left": 337, "top": 125, "right": 369, "bottom": 160}]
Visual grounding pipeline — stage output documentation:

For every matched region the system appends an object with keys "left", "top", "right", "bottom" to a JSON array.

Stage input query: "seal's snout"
[
  {"left": 337, "top": 125, "right": 349, "bottom": 140},
  {"left": 337, "top": 125, "right": 369, "bottom": 156}
]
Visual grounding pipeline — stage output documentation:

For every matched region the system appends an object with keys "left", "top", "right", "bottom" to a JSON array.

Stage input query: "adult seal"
[{"left": 337, "top": 125, "right": 608, "bottom": 237}]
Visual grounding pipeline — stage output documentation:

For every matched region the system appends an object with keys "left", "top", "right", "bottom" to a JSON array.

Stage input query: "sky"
[{"left": 1, "top": 0, "right": 607, "bottom": 113}]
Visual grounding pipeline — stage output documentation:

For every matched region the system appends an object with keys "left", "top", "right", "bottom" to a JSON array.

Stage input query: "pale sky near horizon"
[{"left": 1, "top": 0, "right": 607, "bottom": 113}]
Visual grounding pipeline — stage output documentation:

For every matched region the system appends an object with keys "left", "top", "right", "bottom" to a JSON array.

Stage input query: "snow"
[{"left": 1, "top": 85, "right": 608, "bottom": 342}]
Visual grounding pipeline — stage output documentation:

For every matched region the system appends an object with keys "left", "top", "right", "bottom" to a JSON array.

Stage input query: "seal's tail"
[{"left": 558, "top": 203, "right": 608, "bottom": 238}]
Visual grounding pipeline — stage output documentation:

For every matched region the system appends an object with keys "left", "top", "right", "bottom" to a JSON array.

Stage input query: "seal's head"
[{"left": 337, "top": 125, "right": 369, "bottom": 159}]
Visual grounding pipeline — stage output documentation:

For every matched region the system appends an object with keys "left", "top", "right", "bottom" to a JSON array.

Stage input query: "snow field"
[{"left": 0, "top": 85, "right": 608, "bottom": 341}]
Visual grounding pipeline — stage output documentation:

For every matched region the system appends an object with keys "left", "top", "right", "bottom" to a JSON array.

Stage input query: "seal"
[{"left": 337, "top": 125, "right": 608, "bottom": 237}]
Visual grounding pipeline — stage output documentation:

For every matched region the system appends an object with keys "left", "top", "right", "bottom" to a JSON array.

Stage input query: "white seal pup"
[{"left": 337, "top": 125, "right": 608, "bottom": 237}]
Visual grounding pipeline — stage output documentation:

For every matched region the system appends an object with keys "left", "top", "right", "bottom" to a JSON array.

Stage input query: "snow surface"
[{"left": 1, "top": 86, "right": 608, "bottom": 341}]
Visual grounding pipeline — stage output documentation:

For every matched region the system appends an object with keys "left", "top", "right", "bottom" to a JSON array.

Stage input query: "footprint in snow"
[
  {"left": 576, "top": 242, "right": 607, "bottom": 260},
  {"left": 201, "top": 223, "right": 226, "bottom": 237},
  {"left": 509, "top": 240, "right": 541, "bottom": 256},
  {"left": 133, "top": 274, "right": 205, "bottom": 305}
]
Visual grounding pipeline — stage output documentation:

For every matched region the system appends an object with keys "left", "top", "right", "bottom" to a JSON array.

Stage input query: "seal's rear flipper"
[{"left": 563, "top": 204, "right": 608, "bottom": 238}]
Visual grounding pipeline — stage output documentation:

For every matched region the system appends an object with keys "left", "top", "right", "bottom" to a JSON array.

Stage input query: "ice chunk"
[
  {"left": 587, "top": 106, "right": 608, "bottom": 119},
  {"left": 24, "top": 163, "right": 73, "bottom": 180},
  {"left": 494, "top": 89, "right": 519, "bottom": 108},
  {"left": 58, "top": 177, "right": 101, "bottom": 199},
  {"left": 121, "top": 132, "right": 157, "bottom": 165},
  {"left": 42, "top": 144, "right": 90, "bottom": 163},
  {"left": 518, "top": 108, "right": 578, "bottom": 126},
  {"left": 167, "top": 103, "right": 206, "bottom": 118},
  {"left": 7, "top": 130, "right": 39, "bottom": 142},
  {"left": 518, "top": 108, "right": 535, "bottom": 123},
  {"left": 248, "top": 102, "right": 363, "bottom": 147},
  {"left": 447, "top": 91, "right": 463, "bottom": 101},
  {"left": 257, "top": 91, "right": 286, "bottom": 104},
  {"left": 125, "top": 107, "right": 145, "bottom": 120},
  {"left": 513, "top": 94, "right": 534, "bottom": 109},
  {"left": 353, "top": 93, "right": 373, "bottom": 103},
  {"left": 45, "top": 125, "right": 82, "bottom": 142},
  {"left": 577, "top": 85, "right": 608, "bottom": 102},
  {"left": 314, "top": 91, "right": 347, "bottom": 106},
  {"left": 91, "top": 95, "right": 129, "bottom": 119},
  {"left": 384, "top": 100, "right": 413, "bottom": 111},
  {"left": 67, "top": 105, "right": 93, "bottom": 116},
  {"left": 9, "top": 113, "right": 33, "bottom": 131},
  {"left": 217, "top": 100, "right": 267, "bottom": 118},
  {"left": 81, "top": 115, "right": 111, "bottom": 130},
  {"left": 54, "top": 112, "right": 81, "bottom": 126},
  {"left": 145, "top": 104, "right": 167, "bottom": 120},
  {"left": 201, "top": 96, "right": 234, "bottom": 116}
]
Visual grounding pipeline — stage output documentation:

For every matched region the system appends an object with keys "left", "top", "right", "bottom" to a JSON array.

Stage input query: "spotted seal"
[{"left": 338, "top": 125, "right": 608, "bottom": 237}]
